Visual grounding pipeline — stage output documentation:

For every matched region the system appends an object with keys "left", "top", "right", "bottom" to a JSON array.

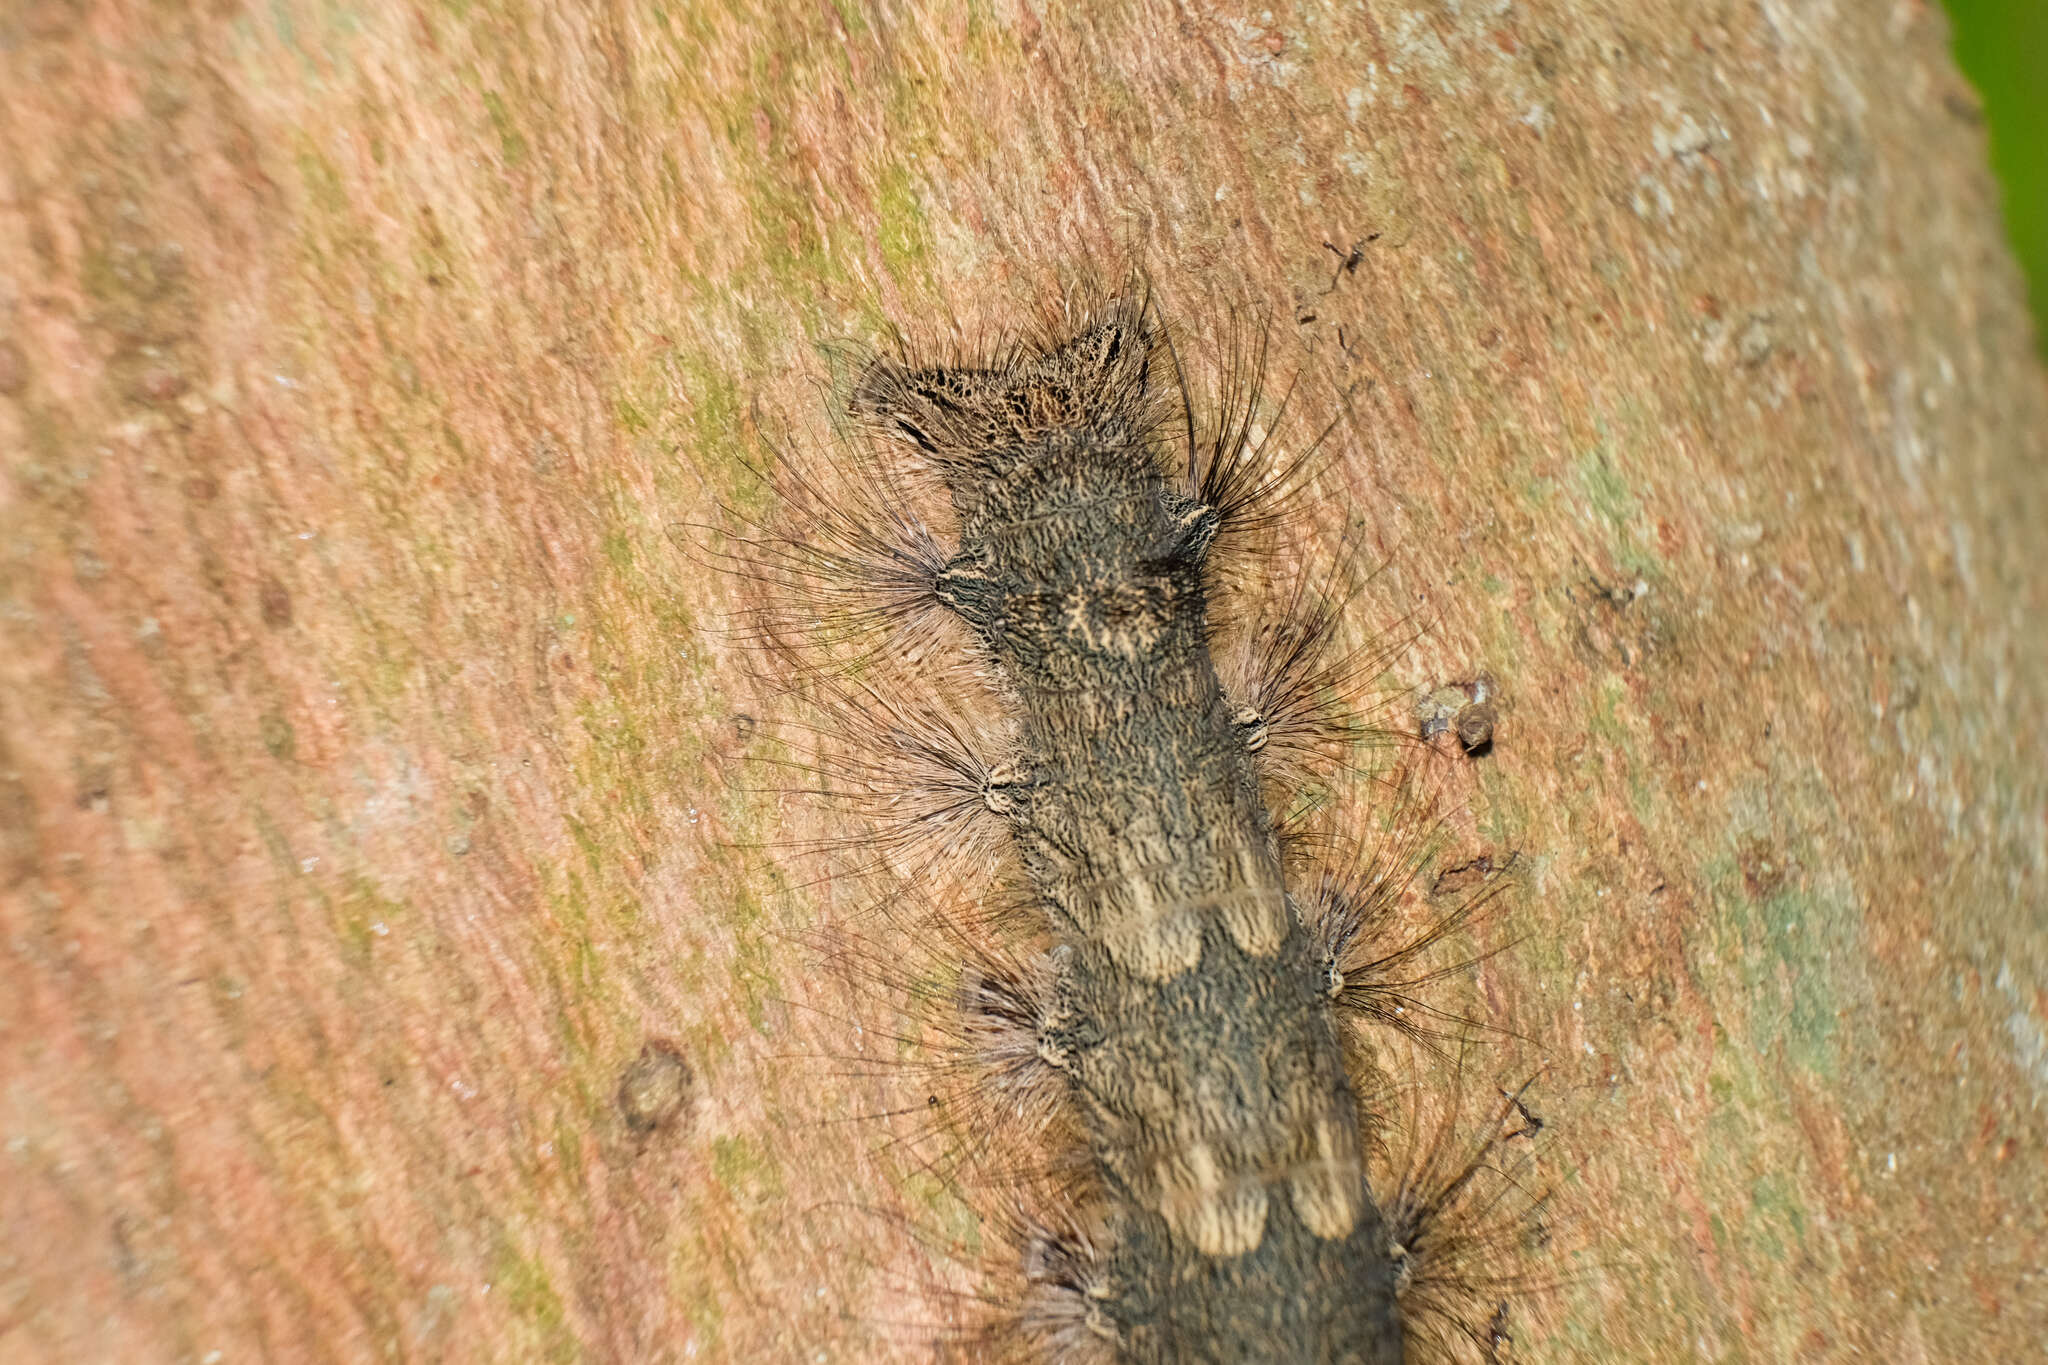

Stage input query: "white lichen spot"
[
  {"left": 1996, "top": 961, "right": 2048, "bottom": 1107},
  {"left": 1654, "top": 114, "right": 1712, "bottom": 161},
  {"left": 1632, "top": 175, "right": 1675, "bottom": 219},
  {"left": 1388, "top": 10, "right": 1457, "bottom": 86}
]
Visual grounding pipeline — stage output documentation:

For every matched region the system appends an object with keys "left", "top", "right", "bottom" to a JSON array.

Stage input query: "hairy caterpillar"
[{"left": 712, "top": 284, "right": 1554, "bottom": 1363}]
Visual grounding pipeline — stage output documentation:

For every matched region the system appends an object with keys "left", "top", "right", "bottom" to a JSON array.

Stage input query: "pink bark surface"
[{"left": 2, "top": 1, "right": 2044, "bottom": 1360}]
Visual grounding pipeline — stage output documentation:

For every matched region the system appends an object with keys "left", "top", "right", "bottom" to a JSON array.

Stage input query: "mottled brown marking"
[
  {"left": 616, "top": 1040, "right": 693, "bottom": 1137},
  {"left": 258, "top": 577, "right": 293, "bottom": 629}
]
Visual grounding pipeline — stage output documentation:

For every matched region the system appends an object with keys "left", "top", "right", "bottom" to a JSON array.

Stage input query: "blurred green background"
[{"left": 1946, "top": 0, "right": 2048, "bottom": 354}]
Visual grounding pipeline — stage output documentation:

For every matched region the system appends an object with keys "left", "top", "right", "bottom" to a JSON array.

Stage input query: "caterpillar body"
[{"left": 719, "top": 286, "right": 1551, "bottom": 1364}]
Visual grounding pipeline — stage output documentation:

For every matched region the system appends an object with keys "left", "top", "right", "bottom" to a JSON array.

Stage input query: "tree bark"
[{"left": 2, "top": 1, "right": 2043, "bottom": 1361}]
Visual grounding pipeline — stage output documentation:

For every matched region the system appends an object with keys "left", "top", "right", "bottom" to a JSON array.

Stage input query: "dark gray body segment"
[{"left": 857, "top": 314, "right": 1404, "bottom": 1363}]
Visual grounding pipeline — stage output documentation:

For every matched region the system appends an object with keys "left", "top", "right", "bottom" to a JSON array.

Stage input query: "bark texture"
[{"left": 2, "top": 1, "right": 2044, "bottom": 1362}]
